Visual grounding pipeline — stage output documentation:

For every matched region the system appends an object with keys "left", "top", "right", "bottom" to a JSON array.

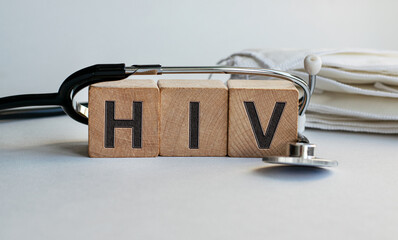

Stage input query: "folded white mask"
[{"left": 219, "top": 49, "right": 398, "bottom": 134}]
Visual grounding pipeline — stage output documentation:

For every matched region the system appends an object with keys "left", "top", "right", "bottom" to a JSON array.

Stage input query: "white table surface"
[{"left": 1, "top": 115, "right": 397, "bottom": 240}]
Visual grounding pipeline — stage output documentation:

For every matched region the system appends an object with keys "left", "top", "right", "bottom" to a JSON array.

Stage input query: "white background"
[
  {"left": 1, "top": 0, "right": 398, "bottom": 95},
  {"left": 1, "top": 0, "right": 398, "bottom": 240}
]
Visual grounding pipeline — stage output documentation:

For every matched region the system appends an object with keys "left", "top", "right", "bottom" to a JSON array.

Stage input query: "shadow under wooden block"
[
  {"left": 158, "top": 79, "right": 228, "bottom": 156},
  {"left": 88, "top": 79, "right": 159, "bottom": 158},
  {"left": 228, "top": 80, "right": 298, "bottom": 157}
]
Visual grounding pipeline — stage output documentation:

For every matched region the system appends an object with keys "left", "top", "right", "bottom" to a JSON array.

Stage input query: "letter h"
[{"left": 104, "top": 101, "right": 142, "bottom": 148}]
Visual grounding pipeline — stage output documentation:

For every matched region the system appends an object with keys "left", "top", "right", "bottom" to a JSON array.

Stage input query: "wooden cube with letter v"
[
  {"left": 158, "top": 80, "right": 228, "bottom": 156},
  {"left": 88, "top": 79, "right": 159, "bottom": 158},
  {"left": 228, "top": 80, "right": 298, "bottom": 157}
]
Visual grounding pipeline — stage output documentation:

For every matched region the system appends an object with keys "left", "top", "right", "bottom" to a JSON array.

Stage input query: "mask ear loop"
[{"left": 211, "top": 55, "right": 321, "bottom": 134}]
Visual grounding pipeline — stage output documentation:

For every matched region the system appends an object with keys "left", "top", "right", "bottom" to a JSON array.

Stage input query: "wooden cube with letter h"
[
  {"left": 88, "top": 79, "right": 159, "bottom": 158},
  {"left": 158, "top": 79, "right": 228, "bottom": 156},
  {"left": 228, "top": 80, "right": 298, "bottom": 157}
]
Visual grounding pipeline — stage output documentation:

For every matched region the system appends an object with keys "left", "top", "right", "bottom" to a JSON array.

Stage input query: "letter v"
[{"left": 244, "top": 101, "right": 286, "bottom": 149}]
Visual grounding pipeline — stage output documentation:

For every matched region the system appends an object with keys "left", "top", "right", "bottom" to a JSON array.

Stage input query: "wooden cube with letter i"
[
  {"left": 88, "top": 79, "right": 159, "bottom": 158},
  {"left": 158, "top": 80, "right": 228, "bottom": 156},
  {"left": 227, "top": 80, "right": 298, "bottom": 157}
]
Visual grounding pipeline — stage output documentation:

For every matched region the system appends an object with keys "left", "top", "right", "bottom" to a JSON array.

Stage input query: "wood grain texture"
[
  {"left": 158, "top": 80, "right": 228, "bottom": 156},
  {"left": 88, "top": 79, "right": 159, "bottom": 158},
  {"left": 228, "top": 80, "right": 298, "bottom": 157}
]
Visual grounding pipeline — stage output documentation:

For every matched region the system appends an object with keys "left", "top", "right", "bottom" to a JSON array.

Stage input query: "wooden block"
[
  {"left": 158, "top": 79, "right": 228, "bottom": 156},
  {"left": 227, "top": 80, "right": 298, "bottom": 157},
  {"left": 88, "top": 79, "right": 159, "bottom": 158}
]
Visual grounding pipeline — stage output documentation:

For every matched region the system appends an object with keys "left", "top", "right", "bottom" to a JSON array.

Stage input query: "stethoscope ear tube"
[
  {"left": 65, "top": 64, "right": 313, "bottom": 125},
  {"left": 0, "top": 63, "right": 314, "bottom": 125}
]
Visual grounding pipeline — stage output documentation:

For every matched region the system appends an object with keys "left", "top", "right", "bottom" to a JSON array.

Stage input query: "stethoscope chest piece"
[{"left": 263, "top": 142, "right": 338, "bottom": 168}]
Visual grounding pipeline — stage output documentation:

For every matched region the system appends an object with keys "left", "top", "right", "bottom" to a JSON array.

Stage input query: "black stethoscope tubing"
[{"left": 0, "top": 64, "right": 312, "bottom": 125}]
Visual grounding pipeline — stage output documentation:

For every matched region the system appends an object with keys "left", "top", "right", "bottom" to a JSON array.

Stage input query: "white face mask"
[{"left": 220, "top": 48, "right": 398, "bottom": 134}]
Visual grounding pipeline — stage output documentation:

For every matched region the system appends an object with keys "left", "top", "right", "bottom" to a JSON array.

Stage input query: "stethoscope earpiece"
[{"left": 304, "top": 55, "right": 322, "bottom": 75}]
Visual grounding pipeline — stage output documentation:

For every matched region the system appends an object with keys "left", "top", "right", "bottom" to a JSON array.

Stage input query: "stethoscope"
[{"left": 0, "top": 55, "right": 337, "bottom": 167}]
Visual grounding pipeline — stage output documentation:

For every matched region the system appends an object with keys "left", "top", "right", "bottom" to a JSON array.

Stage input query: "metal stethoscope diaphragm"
[{"left": 0, "top": 55, "right": 337, "bottom": 167}]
